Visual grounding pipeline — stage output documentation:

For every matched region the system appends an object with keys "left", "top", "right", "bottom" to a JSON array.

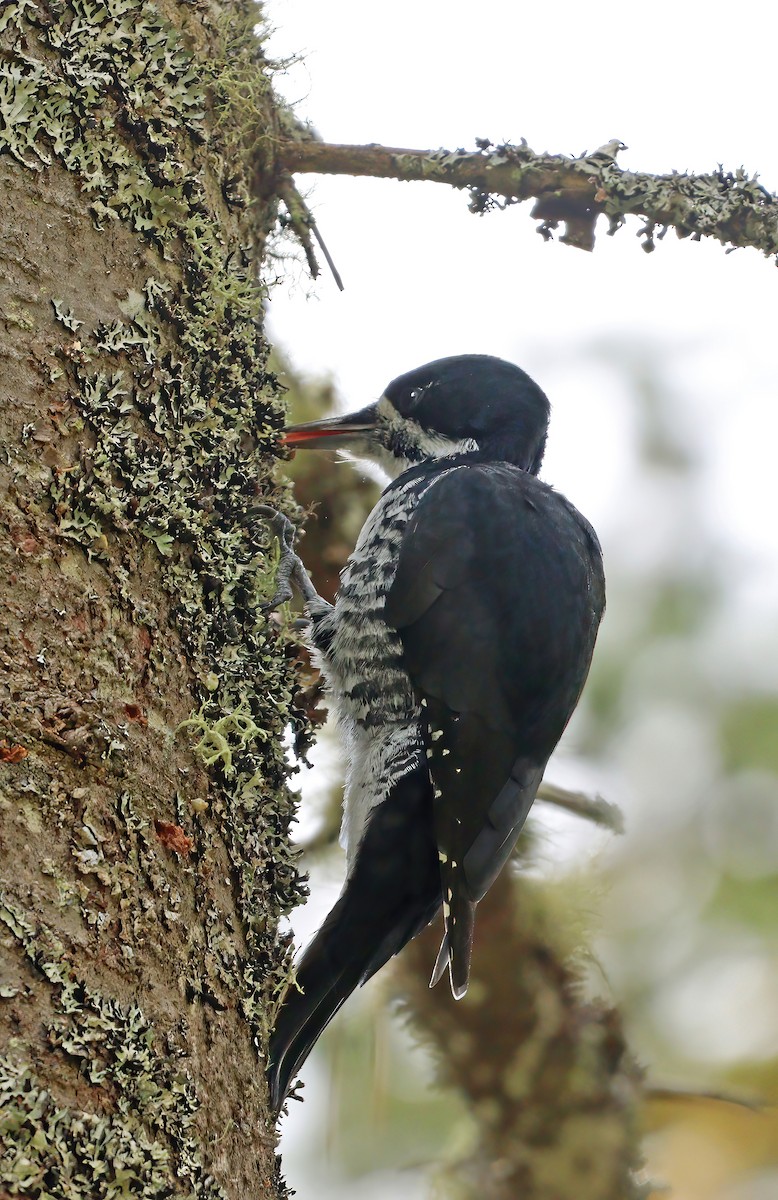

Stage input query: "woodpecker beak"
[{"left": 281, "top": 403, "right": 378, "bottom": 450}]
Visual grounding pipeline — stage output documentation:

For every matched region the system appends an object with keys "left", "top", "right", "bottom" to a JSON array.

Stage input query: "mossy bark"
[{"left": 0, "top": 2, "right": 301, "bottom": 1196}]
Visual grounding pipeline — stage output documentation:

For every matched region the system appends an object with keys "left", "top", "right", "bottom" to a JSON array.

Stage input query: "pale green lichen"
[
  {"left": 1, "top": 1052, "right": 173, "bottom": 1199},
  {"left": 0, "top": 895, "right": 227, "bottom": 1198},
  {"left": 178, "top": 699, "right": 265, "bottom": 775},
  {"left": 51, "top": 299, "right": 84, "bottom": 332},
  {"left": 1, "top": 0, "right": 204, "bottom": 238}
]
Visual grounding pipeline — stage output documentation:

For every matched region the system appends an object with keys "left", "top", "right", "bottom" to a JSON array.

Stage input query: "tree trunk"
[{"left": 0, "top": 2, "right": 301, "bottom": 1196}]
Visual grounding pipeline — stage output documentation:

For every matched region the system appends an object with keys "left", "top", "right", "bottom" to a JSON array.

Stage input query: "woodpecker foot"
[{"left": 253, "top": 505, "right": 322, "bottom": 611}]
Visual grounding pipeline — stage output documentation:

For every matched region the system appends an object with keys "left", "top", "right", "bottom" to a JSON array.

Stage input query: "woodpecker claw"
[{"left": 253, "top": 505, "right": 321, "bottom": 610}]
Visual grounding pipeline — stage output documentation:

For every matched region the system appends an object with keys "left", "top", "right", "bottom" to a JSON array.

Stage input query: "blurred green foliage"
[{"left": 720, "top": 699, "right": 778, "bottom": 774}]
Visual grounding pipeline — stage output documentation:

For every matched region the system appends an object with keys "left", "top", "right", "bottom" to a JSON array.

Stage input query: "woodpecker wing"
[{"left": 385, "top": 462, "right": 604, "bottom": 997}]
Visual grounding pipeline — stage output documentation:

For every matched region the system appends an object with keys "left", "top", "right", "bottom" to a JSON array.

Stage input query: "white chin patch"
[
  {"left": 347, "top": 396, "right": 477, "bottom": 480},
  {"left": 339, "top": 446, "right": 397, "bottom": 486}
]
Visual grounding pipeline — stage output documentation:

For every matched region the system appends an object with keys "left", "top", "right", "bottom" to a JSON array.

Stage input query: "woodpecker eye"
[{"left": 407, "top": 386, "right": 426, "bottom": 411}]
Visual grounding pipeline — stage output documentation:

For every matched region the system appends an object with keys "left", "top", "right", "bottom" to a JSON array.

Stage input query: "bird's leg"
[{"left": 253, "top": 505, "right": 331, "bottom": 615}]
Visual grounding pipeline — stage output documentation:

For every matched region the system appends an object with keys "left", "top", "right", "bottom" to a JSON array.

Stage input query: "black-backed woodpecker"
[{"left": 265, "top": 354, "right": 605, "bottom": 1112}]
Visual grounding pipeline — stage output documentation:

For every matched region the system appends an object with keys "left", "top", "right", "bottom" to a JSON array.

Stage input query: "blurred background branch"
[{"left": 395, "top": 865, "right": 643, "bottom": 1200}]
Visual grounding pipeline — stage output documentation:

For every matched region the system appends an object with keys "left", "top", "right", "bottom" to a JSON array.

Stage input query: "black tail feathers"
[
  {"left": 428, "top": 889, "right": 476, "bottom": 999},
  {"left": 267, "top": 767, "right": 441, "bottom": 1112},
  {"left": 267, "top": 906, "right": 367, "bottom": 1112}
]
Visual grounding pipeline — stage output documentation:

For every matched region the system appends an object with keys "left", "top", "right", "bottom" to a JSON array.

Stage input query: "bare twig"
[
  {"left": 537, "top": 780, "right": 624, "bottom": 833},
  {"left": 644, "top": 1086, "right": 764, "bottom": 1120},
  {"left": 296, "top": 778, "right": 622, "bottom": 857},
  {"left": 276, "top": 175, "right": 345, "bottom": 289},
  {"left": 310, "top": 221, "right": 344, "bottom": 291}
]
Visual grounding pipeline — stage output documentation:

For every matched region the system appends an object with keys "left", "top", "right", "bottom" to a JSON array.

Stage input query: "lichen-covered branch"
[
  {"left": 278, "top": 137, "right": 778, "bottom": 259},
  {"left": 395, "top": 865, "right": 644, "bottom": 1200}
]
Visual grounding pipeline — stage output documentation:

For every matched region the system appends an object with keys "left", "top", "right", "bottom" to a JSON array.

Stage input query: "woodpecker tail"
[
  {"left": 267, "top": 905, "right": 374, "bottom": 1113},
  {"left": 429, "top": 889, "right": 476, "bottom": 999},
  {"left": 268, "top": 767, "right": 441, "bottom": 1112}
]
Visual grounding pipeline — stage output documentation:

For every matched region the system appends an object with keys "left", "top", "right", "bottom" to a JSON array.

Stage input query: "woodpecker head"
[{"left": 282, "top": 355, "right": 550, "bottom": 478}]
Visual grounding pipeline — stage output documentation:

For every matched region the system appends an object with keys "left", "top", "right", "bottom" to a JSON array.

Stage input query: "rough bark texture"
[
  {"left": 279, "top": 137, "right": 778, "bottom": 259},
  {"left": 0, "top": 2, "right": 304, "bottom": 1197}
]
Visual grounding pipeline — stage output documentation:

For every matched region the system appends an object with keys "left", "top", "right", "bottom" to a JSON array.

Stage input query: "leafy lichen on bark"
[
  {"left": 1, "top": 895, "right": 225, "bottom": 1197},
  {"left": 1, "top": 1051, "right": 173, "bottom": 1198},
  {"left": 1, "top": 0, "right": 306, "bottom": 1194}
]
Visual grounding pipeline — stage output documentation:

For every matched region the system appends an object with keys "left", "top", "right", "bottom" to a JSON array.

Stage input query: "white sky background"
[
  {"left": 266, "top": 0, "right": 778, "bottom": 584},
  {"left": 263, "top": 2, "right": 778, "bottom": 1193}
]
